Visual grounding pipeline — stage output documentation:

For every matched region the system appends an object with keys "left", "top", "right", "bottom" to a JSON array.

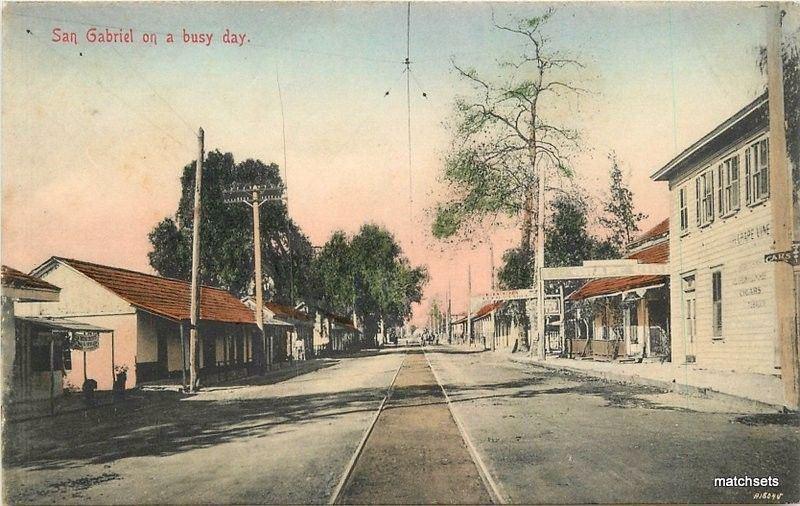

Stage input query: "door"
[
  {"left": 157, "top": 333, "right": 168, "bottom": 377},
  {"left": 682, "top": 274, "right": 697, "bottom": 362},
  {"left": 626, "top": 301, "right": 641, "bottom": 356}
]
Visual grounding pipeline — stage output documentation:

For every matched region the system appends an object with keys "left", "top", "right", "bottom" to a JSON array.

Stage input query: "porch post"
[
  {"left": 111, "top": 331, "right": 116, "bottom": 388},
  {"left": 49, "top": 338, "right": 55, "bottom": 416},
  {"left": 180, "top": 322, "right": 187, "bottom": 389}
]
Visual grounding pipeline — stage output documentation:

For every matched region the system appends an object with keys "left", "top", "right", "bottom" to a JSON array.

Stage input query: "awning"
[{"left": 17, "top": 316, "right": 113, "bottom": 333}]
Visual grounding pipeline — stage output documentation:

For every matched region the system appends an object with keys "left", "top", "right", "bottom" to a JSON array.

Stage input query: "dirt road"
[
  {"left": 338, "top": 350, "right": 493, "bottom": 504},
  {"left": 427, "top": 348, "right": 800, "bottom": 504},
  {"left": 3, "top": 352, "right": 406, "bottom": 505}
]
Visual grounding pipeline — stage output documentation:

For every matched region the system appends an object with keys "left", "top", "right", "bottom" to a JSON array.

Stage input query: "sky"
[{"left": 2, "top": 1, "right": 794, "bottom": 325}]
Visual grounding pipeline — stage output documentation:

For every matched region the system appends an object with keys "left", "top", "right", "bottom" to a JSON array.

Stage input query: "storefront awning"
[{"left": 16, "top": 317, "right": 113, "bottom": 333}]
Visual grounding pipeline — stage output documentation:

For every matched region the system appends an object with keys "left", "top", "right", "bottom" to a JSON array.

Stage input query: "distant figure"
[{"left": 294, "top": 338, "right": 306, "bottom": 361}]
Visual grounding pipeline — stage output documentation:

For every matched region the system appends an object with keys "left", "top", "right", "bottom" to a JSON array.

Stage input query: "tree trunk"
[{"left": 520, "top": 193, "right": 535, "bottom": 252}]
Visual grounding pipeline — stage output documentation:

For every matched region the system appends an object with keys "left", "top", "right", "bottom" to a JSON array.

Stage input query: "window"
[
  {"left": 30, "top": 334, "right": 68, "bottom": 372},
  {"left": 696, "top": 169, "right": 714, "bottom": 226},
  {"left": 62, "top": 346, "right": 72, "bottom": 371},
  {"left": 718, "top": 155, "right": 740, "bottom": 216},
  {"left": 679, "top": 187, "right": 689, "bottom": 232},
  {"left": 682, "top": 274, "right": 696, "bottom": 344},
  {"left": 745, "top": 138, "right": 769, "bottom": 205},
  {"left": 712, "top": 270, "right": 722, "bottom": 338}
]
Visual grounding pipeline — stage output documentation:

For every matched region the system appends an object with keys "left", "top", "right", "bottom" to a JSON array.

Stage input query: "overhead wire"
[
  {"left": 406, "top": 1, "right": 414, "bottom": 244},
  {"left": 22, "top": 27, "right": 191, "bottom": 151},
  {"left": 276, "top": 70, "right": 297, "bottom": 306}
]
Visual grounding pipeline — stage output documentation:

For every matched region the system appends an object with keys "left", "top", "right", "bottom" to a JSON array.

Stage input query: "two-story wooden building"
[{"left": 651, "top": 92, "right": 782, "bottom": 375}]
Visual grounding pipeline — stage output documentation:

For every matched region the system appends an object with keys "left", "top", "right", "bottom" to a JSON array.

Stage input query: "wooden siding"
[{"left": 668, "top": 130, "right": 779, "bottom": 375}]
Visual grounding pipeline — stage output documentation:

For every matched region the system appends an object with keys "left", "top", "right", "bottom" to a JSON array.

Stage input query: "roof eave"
[{"left": 651, "top": 93, "right": 768, "bottom": 182}]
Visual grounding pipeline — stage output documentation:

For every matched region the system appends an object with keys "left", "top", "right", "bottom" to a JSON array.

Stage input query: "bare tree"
[{"left": 432, "top": 8, "right": 586, "bottom": 259}]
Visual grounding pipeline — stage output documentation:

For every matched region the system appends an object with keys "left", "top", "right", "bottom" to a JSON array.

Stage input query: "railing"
[
  {"left": 629, "top": 325, "right": 639, "bottom": 344},
  {"left": 210, "top": 359, "right": 256, "bottom": 383}
]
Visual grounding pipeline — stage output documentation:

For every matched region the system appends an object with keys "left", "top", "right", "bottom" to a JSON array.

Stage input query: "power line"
[
  {"left": 406, "top": 1, "right": 414, "bottom": 244},
  {"left": 23, "top": 27, "right": 191, "bottom": 151},
  {"left": 276, "top": 70, "right": 296, "bottom": 306},
  {"left": 69, "top": 10, "right": 197, "bottom": 136}
]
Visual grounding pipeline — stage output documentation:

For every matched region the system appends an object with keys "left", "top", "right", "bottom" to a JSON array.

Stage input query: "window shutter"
[
  {"left": 695, "top": 177, "right": 701, "bottom": 225},
  {"left": 762, "top": 139, "right": 770, "bottom": 199},
  {"left": 717, "top": 164, "right": 724, "bottom": 215},
  {"left": 745, "top": 147, "right": 752, "bottom": 204},
  {"left": 708, "top": 171, "right": 715, "bottom": 223},
  {"left": 731, "top": 156, "right": 740, "bottom": 210}
]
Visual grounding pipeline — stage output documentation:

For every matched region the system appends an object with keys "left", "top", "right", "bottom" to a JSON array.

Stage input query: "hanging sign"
[
  {"left": 544, "top": 297, "right": 561, "bottom": 316},
  {"left": 764, "top": 242, "right": 800, "bottom": 266},
  {"left": 73, "top": 331, "right": 100, "bottom": 351}
]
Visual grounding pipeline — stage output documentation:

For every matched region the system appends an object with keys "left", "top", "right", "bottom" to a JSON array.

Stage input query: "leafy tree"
[
  {"left": 432, "top": 8, "right": 584, "bottom": 260},
  {"left": 757, "top": 27, "right": 800, "bottom": 191},
  {"left": 312, "top": 231, "right": 355, "bottom": 314},
  {"left": 428, "top": 298, "right": 443, "bottom": 332},
  {"left": 312, "top": 224, "right": 428, "bottom": 344},
  {"left": 498, "top": 191, "right": 618, "bottom": 289},
  {"left": 148, "top": 150, "right": 316, "bottom": 305},
  {"left": 546, "top": 193, "right": 601, "bottom": 267},
  {"left": 497, "top": 247, "right": 534, "bottom": 291},
  {"left": 497, "top": 192, "right": 619, "bottom": 340},
  {"left": 598, "top": 153, "right": 647, "bottom": 251}
]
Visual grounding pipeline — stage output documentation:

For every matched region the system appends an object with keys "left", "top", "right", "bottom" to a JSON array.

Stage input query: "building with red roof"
[
  {"left": 567, "top": 220, "right": 671, "bottom": 361},
  {"left": 18, "top": 257, "right": 259, "bottom": 390}
]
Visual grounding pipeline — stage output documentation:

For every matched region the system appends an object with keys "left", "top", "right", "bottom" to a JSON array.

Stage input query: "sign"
[
  {"left": 542, "top": 262, "right": 668, "bottom": 280},
  {"left": 479, "top": 288, "right": 539, "bottom": 302},
  {"left": 765, "top": 243, "right": 800, "bottom": 266},
  {"left": 544, "top": 297, "right": 561, "bottom": 316},
  {"left": 73, "top": 331, "right": 100, "bottom": 351}
]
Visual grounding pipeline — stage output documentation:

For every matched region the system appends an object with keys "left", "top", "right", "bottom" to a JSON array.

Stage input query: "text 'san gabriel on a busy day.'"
[{"left": 51, "top": 27, "right": 249, "bottom": 47}]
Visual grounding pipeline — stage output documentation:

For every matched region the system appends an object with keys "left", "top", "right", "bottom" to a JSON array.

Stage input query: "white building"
[
  {"left": 19, "top": 257, "right": 258, "bottom": 389},
  {"left": 651, "top": 93, "right": 784, "bottom": 375}
]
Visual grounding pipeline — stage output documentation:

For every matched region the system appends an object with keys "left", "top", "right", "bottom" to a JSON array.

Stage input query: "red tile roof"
[
  {"left": 632, "top": 218, "right": 669, "bottom": 246},
  {"left": 568, "top": 240, "right": 669, "bottom": 301},
  {"left": 473, "top": 301, "right": 505, "bottom": 319},
  {"left": 2, "top": 265, "right": 60, "bottom": 292},
  {"left": 265, "top": 302, "right": 314, "bottom": 323},
  {"left": 324, "top": 312, "right": 359, "bottom": 333},
  {"left": 54, "top": 258, "right": 255, "bottom": 324}
]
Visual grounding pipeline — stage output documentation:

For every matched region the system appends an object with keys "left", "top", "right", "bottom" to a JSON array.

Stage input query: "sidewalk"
[
  {"left": 509, "top": 353, "right": 787, "bottom": 411},
  {"left": 6, "top": 357, "right": 337, "bottom": 422}
]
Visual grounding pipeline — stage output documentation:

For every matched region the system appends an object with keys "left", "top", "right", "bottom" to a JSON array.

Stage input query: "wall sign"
[{"left": 73, "top": 331, "right": 100, "bottom": 351}]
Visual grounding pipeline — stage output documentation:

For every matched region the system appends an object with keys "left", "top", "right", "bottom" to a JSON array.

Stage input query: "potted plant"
[{"left": 113, "top": 365, "right": 128, "bottom": 401}]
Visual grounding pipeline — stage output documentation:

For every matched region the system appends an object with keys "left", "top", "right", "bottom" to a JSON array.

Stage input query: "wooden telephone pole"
[
  {"left": 447, "top": 280, "right": 452, "bottom": 344},
  {"left": 223, "top": 183, "right": 285, "bottom": 372},
  {"left": 189, "top": 127, "right": 204, "bottom": 392},
  {"left": 466, "top": 264, "right": 472, "bottom": 345},
  {"left": 765, "top": 3, "right": 799, "bottom": 409},
  {"left": 535, "top": 166, "right": 547, "bottom": 360}
]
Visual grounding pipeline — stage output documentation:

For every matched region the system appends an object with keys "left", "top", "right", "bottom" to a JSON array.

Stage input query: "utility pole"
[
  {"left": 489, "top": 238, "right": 496, "bottom": 290},
  {"left": 447, "top": 280, "right": 452, "bottom": 344},
  {"left": 189, "top": 127, "right": 204, "bottom": 392},
  {"left": 467, "top": 264, "right": 472, "bottom": 346},
  {"left": 224, "top": 183, "right": 285, "bottom": 373},
  {"left": 535, "top": 165, "right": 547, "bottom": 360},
  {"left": 766, "top": 3, "right": 799, "bottom": 409}
]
